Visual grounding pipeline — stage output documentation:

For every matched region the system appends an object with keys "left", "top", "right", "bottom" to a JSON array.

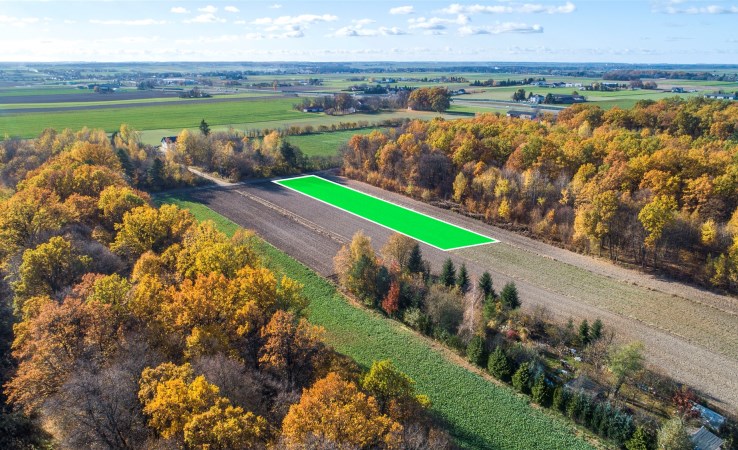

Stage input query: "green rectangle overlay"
[{"left": 274, "top": 175, "right": 496, "bottom": 251}]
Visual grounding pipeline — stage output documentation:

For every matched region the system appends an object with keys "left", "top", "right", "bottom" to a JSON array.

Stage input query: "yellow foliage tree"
[{"left": 282, "top": 372, "right": 403, "bottom": 449}]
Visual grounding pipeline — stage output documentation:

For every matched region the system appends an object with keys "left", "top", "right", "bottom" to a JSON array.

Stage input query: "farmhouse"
[
  {"left": 160, "top": 136, "right": 178, "bottom": 151},
  {"left": 691, "top": 427, "right": 724, "bottom": 450},
  {"left": 302, "top": 107, "right": 324, "bottom": 113},
  {"left": 671, "top": 87, "right": 685, "bottom": 93},
  {"left": 529, "top": 94, "right": 545, "bottom": 104},
  {"left": 507, "top": 110, "right": 538, "bottom": 120},
  {"left": 704, "top": 92, "right": 737, "bottom": 100}
]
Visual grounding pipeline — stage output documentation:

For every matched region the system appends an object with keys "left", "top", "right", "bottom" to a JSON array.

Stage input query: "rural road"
[{"left": 185, "top": 175, "right": 738, "bottom": 414}]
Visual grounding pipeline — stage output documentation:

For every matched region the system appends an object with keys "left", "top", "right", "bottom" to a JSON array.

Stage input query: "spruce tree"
[
  {"left": 512, "top": 362, "right": 532, "bottom": 394},
  {"left": 487, "top": 347, "right": 513, "bottom": 382},
  {"left": 199, "top": 118, "right": 211, "bottom": 136},
  {"left": 477, "top": 271, "right": 494, "bottom": 299},
  {"left": 466, "top": 335, "right": 486, "bottom": 367},
  {"left": 531, "top": 375, "right": 550, "bottom": 406},
  {"left": 552, "top": 386, "right": 569, "bottom": 412},
  {"left": 499, "top": 282, "right": 520, "bottom": 309},
  {"left": 440, "top": 258, "right": 456, "bottom": 287},
  {"left": 625, "top": 426, "right": 650, "bottom": 450},
  {"left": 456, "top": 263, "right": 470, "bottom": 293},
  {"left": 579, "top": 319, "right": 590, "bottom": 346},
  {"left": 591, "top": 318, "right": 603, "bottom": 341},
  {"left": 407, "top": 244, "right": 423, "bottom": 274}
]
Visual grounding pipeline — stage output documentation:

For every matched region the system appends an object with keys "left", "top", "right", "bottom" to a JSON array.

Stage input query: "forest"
[
  {"left": 341, "top": 97, "right": 738, "bottom": 293},
  {"left": 0, "top": 129, "right": 449, "bottom": 449}
]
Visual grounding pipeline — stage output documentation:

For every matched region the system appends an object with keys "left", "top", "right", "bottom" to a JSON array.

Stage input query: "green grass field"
[
  {"left": 275, "top": 175, "right": 496, "bottom": 250},
  {"left": 154, "top": 192, "right": 595, "bottom": 450},
  {"left": 0, "top": 98, "right": 302, "bottom": 138},
  {"left": 286, "top": 128, "right": 381, "bottom": 157},
  {"left": 0, "top": 92, "right": 279, "bottom": 110}
]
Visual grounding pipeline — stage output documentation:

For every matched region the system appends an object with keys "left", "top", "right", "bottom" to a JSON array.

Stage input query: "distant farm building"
[
  {"left": 704, "top": 92, "right": 737, "bottom": 100},
  {"left": 671, "top": 87, "right": 685, "bottom": 93},
  {"left": 160, "top": 136, "right": 178, "bottom": 151},
  {"left": 529, "top": 94, "right": 545, "bottom": 104},
  {"left": 302, "top": 107, "right": 324, "bottom": 113},
  {"left": 507, "top": 110, "right": 538, "bottom": 120},
  {"left": 691, "top": 427, "right": 724, "bottom": 450},
  {"left": 552, "top": 94, "right": 586, "bottom": 104}
]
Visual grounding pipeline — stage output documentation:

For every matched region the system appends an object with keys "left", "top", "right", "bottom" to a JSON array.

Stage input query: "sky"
[{"left": 0, "top": 0, "right": 736, "bottom": 64}]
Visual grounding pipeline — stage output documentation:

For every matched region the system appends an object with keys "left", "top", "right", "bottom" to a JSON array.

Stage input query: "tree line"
[
  {"left": 294, "top": 86, "right": 452, "bottom": 115},
  {"left": 341, "top": 97, "right": 738, "bottom": 293},
  {"left": 0, "top": 131, "right": 451, "bottom": 449}
]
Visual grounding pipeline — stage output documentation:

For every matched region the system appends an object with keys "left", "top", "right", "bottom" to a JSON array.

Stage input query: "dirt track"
[{"left": 187, "top": 176, "right": 738, "bottom": 414}]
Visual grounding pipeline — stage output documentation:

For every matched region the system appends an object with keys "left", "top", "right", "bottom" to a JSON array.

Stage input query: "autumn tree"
[
  {"left": 111, "top": 204, "right": 195, "bottom": 261},
  {"left": 13, "top": 236, "right": 89, "bottom": 309},
  {"left": 381, "top": 233, "right": 418, "bottom": 272},
  {"left": 361, "top": 359, "right": 428, "bottom": 421},
  {"left": 259, "top": 310, "right": 325, "bottom": 389},
  {"left": 282, "top": 372, "right": 403, "bottom": 449},
  {"left": 381, "top": 281, "right": 401, "bottom": 317}
]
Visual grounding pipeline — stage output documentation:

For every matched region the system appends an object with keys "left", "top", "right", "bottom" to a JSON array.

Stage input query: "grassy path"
[{"left": 156, "top": 192, "right": 595, "bottom": 450}]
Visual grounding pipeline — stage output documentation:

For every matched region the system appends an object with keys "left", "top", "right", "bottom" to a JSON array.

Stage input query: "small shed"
[
  {"left": 692, "top": 403, "right": 726, "bottom": 430},
  {"left": 691, "top": 426, "right": 724, "bottom": 450},
  {"left": 564, "top": 376, "right": 607, "bottom": 399}
]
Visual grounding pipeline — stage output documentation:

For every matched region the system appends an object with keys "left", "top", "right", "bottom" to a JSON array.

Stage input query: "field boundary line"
[{"left": 274, "top": 175, "right": 497, "bottom": 251}]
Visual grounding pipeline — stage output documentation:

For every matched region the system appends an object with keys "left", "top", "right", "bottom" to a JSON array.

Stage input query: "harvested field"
[{"left": 183, "top": 176, "right": 738, "bottom": 413}]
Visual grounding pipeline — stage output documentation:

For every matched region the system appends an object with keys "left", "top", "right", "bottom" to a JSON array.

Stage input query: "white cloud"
[
  {"left": 251, "top": 14, "right": 338, "bottom": 26},
  {"left": 170, "top": 6, "right": 190, "bottom": 14},
  {"left": 184, "top": 13, "right": 226, "bottom": 24},
  {"left": 661, "top": 4, "right": 738, "bottom": 14},
  {"left": 270, "top": 4, "right": 283, "bottom": 8},
  {"left": 224, "top": 6, "right": 240, "bottom": 13},
  {"left": 458, "top": 22, "right": 543, "bottom": 35},
  {"left": 441, "top": 2, "right": 575, "bottom": 14},
  {"left": 198, "top": 5, "right": 218, "bottom": 13},
  {"left": 0, "top": 15, "right": 41, "bottom": 27},
  {"left": 63, "top": 19, "right": 77, "bottom": 24},
  {"left": 334, "top": 24, "right": 407, "bottom": 37},
  {"left": 390, "top": 6, "right": 415, "bottom": 15},
  {"left": 90, "top": 19, "right": 167, "bottom": 26},
  {"left": 408, "top": 14, "right": 469, "bottom": 30},
  {"left": 234, "top": 20, "right": 247, "bottom": 25}
]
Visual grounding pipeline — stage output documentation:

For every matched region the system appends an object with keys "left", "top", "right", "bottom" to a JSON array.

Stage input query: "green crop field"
[
  {"left": 0, "top": 92, "right": 279, "bottom": 110},
  {"left": 275, "top": 175, "right": 496, "bottom": 250},
  {"left": 154, "top": 192, "right": 595, "bottom": 450},
  {"left": 286, "top": 128, "right": 381, "bottom": 157},
  {"left": 0, "top": 98, "right": 302, "bottom": 138}
]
